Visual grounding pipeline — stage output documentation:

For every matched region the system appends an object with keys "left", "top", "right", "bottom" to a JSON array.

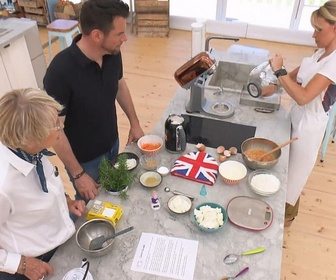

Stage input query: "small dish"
[
  {"left": 140, "top": 154, "right": 161, "bottom": 171},
  {"left": 139, "top": 171, "right": 162, "bottom": 188},
  {"left": 111, "top": 152, "right": 139, "bottom": 171},
  {"left": 168, "top": 195, "right": 192, "bottom": 214},
  {"left": 156, "top": 165, "right": 170, "bottom": 176}
]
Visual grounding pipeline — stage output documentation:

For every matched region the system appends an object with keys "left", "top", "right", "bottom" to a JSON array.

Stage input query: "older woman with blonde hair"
[
  {"left": 262, "top": 0, "right": 336, "bottom": 226},
  {"left": 0, "top": 88, "right": 85, "bottom": 280}
]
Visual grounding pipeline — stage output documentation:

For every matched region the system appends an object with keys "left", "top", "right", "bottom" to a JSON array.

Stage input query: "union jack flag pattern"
[{"left": 171, "top": 151, "right": 218, "bottom": 186}]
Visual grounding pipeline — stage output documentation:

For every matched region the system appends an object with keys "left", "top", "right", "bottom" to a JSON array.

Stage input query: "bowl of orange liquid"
[
  {"left": 137, "top": 135, "right": 163, "bottom": 155},
  {"left": 241, "top": 137, "right": 281, "bottom": 170}
]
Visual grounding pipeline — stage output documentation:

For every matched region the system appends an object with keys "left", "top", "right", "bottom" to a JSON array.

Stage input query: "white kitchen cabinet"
[
  {"left": 0, "top": 35, "right": 38, "bottom": 98},
  {"left": 0, "top": 19, "right": 47, "bottom": 98},
  {"left": 0, "top": 57, "right": 12, "bottom": 95}
]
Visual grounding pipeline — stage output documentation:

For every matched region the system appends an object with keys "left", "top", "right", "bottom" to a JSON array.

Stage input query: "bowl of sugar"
[{"left": 248, "top": 169, "right": 281, "bottom": 196}]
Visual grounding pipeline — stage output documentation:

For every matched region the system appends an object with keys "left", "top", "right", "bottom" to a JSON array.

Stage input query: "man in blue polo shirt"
[{"left": 44, "top": 0, "right": 144, "bottom": 201}]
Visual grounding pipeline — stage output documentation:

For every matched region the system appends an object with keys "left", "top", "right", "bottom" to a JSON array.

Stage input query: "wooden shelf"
[{"left": 135, "top": 0, "right": 169, "bottom": 37}]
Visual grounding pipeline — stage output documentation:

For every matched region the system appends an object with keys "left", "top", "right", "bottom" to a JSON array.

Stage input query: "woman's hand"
[
  {"left": 269, "top": 54, "right": 284, "bottom": 72},
  {"left": 18, "top": 256, "right": 54, "bottom": 280},
  {"left": 67, "top": 199, "right": 86, "bottom": 217},
  {"left": 262, "top": 85, "right": 278, "bottom": 97}
]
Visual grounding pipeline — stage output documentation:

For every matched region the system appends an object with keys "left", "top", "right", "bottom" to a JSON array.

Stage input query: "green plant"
[{"left": 99, "top": 154, "right": 137, "bottom": 199}]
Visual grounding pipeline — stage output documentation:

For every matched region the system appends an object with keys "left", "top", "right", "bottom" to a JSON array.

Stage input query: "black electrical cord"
[{"left": 81, "top": 259, "right": 90, "bottom": 280}]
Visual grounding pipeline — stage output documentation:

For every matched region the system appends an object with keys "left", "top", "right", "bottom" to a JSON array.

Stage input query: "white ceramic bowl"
[
  {"left": 218, "top": 160, "right": 247, "bottom": 185},
  {"left": 139, "top": 171, "right": 162, "bottom": 188},
  {"left": 137, "top": 135, "right": 163, "bottom": 155}
]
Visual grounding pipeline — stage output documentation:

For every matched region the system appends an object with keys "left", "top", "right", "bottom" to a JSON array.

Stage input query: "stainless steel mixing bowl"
[
  {"left": 76, "top": 219, "right": 115, "bottom": 257},
  {"left": 241, "top": 137, "right": 281, "bottom": 170}
]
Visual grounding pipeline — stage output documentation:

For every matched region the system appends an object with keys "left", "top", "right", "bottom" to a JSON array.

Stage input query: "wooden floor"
[{"left": 38, "top": 26, "right": 336, "bottom": 280}]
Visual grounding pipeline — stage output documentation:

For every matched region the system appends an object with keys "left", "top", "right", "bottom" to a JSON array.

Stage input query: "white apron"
[
  {"left": 285, "top": 49, "right": 336, "bottom": 206},
  {"left": 286, "top": 104, "right": 328, "bottom": 205}
]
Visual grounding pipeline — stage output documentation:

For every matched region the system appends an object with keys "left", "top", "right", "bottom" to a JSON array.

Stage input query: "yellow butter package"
[{"left": 86, "top": 200, "right": 123, "bottom": 226}]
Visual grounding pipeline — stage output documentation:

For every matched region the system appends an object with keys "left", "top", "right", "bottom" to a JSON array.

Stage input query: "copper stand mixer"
[{"left": 174, "top": 51, "right": 235, "bottom": 119}]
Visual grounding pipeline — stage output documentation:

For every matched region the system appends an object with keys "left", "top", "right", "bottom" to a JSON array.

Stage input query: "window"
[
  {"left": 169, "top": 0, "right": 332, "bottom": 45},
  {"left": 170, "top": 0, "right": 328, "bottom": 31},
  {"left": 170, "top": 0, "right": 217, "bottom": 20}
]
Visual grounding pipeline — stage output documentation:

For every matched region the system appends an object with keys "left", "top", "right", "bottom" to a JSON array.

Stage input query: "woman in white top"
[
  {"left": 0, "top": 89, "right": 85, "bottom": 280},
  {"left": 262, "top": 0, "right": 336, "bottom": 226}
]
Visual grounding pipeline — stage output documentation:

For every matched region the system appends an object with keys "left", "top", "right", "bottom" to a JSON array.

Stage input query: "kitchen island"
[{"left": 48, "top": 81, "right": 291, "bottom": 279}]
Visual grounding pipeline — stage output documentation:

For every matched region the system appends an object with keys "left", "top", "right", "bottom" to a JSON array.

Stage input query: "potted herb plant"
[{"left": 99, "top": 154, "right": 137, "bottom": 199}]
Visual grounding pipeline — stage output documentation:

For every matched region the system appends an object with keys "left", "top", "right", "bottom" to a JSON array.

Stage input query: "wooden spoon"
[{"left": 258, "top": 137, "right": 298, "bottom": 161}]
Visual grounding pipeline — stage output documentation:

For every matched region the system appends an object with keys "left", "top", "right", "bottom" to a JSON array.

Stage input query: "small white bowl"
[
  {"left": 156, "top": 165, "right": 170, "bottom": 176},
  {"left": 168, "top": 195, "right": 192, "bottom": 214},
  {"left": 218, "top": 160, "right": 247, "bottom": 185},
  {"left": 139, "top": 171, "right": 162, "bottom": 188},
  {"left": 137, "top": 135, "right": 163, "bottom": 155}
]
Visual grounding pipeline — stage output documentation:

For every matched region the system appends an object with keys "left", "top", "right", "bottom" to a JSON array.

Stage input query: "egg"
[
  {"left": 219, "top": 155, "right": 227, "bottom": 162},
  {"left": 216, "top": 145, "right": 225, "bottom": 154},
  {"left": 224, "top": 150, "right": 231, "bottom": 157},
  {"left": 229, "top": 147, "right": 238, "bottom": 155},
  {"left": 196, "top": 143, "right": 206, "bottom": 152}
]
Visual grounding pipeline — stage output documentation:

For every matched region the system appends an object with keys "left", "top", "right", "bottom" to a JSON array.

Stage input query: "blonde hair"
[
  {"left": 311, "top": 1, "right": 336, "bottom": 31},
  {"left": 0, "top": 88, "right": 63, "bottom": 149}
]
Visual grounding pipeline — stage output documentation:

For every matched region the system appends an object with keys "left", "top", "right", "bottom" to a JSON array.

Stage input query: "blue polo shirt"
[{"left": 44, "top": 34, "right": 122, "bottom": 163}]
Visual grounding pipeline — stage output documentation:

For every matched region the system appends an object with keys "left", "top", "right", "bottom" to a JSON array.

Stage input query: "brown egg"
[
  {"left": 196, "top": 143, "right": 206, "bottom": 152},
  {"left": 216, "top": 145, "right": 225, "bottom": 154},
  {"left": 218, "top": 155, "right": 227, "bottom": 162},
  {"left": 229, "top": 147, "right": 238, "bottom": 155}
]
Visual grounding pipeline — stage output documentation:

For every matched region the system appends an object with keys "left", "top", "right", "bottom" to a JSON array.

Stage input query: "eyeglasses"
[{"left": 52, "top": 119, "right": 64, "bottom": 131}]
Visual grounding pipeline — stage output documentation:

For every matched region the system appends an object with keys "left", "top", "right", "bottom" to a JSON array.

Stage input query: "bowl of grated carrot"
[{"left": 137, "top": 135, "right": 163, "bottom": 155}]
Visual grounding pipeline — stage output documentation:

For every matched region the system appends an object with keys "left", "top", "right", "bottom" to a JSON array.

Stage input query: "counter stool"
[{"left": 47, "top": 19, "right": 80, "bottom": 60}]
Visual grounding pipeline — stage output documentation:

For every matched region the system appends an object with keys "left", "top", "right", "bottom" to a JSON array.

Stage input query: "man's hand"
[
  {"left": 127, "top": 125, "right": 144, "bottom": 145},
  {"left": 75, "top": 173, "right": 100, "bottom": 200}
]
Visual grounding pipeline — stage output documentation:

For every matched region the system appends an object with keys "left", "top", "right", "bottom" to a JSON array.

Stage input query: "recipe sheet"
[{"left": 131, "top": 233, "right": 198, "bottom": 280}]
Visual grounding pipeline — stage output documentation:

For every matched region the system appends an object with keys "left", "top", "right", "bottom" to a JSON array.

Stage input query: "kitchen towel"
[{"left": 171, "top": 151, "right": 218, "bottom": 186}]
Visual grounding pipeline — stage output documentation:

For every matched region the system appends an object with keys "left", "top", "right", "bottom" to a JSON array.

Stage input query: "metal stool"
[{"left": 47, "top": 19, "right": 80, "bottom": 60}]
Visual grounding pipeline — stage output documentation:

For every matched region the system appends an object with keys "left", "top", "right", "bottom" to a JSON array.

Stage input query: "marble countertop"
[
  {"left": 48, "top": 85, "right": 291, "bottom": 280},
  {"left": 0, "top": 18, "right": 36, "bottom": 48}
]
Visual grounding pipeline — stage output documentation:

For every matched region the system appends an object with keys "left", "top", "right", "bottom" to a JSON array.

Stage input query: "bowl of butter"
[
  {"left": 193, "top": 202, "right": 228, "bottom": 232},
  {"left": 168, "top": 195, "right": 192, "bottom": 214}
]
